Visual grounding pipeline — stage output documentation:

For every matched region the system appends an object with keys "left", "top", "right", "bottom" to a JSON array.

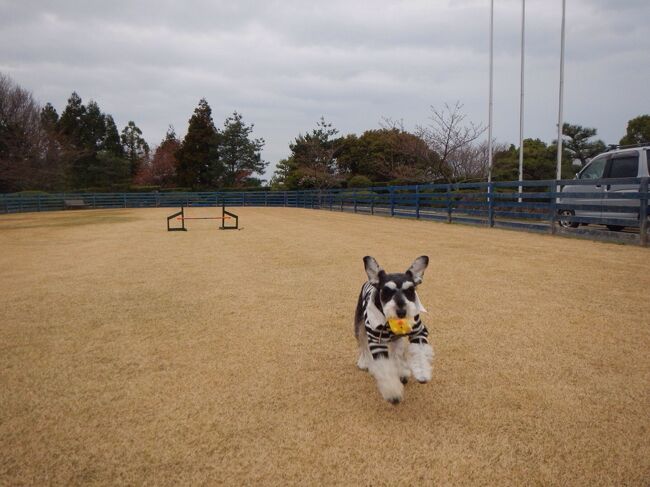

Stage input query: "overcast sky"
[{"left": 1, "top": 0, "right": 648, "bottom": 178}]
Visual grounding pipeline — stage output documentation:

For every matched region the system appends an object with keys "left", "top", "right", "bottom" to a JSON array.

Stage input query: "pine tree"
[
  {"left": 562, "top": 123, "right": 606, "bottom": 166},
  {"left": 620, "top": 115, "right": 650, "bottom": 145},
  {"left": 218, "top": 111, "right": 267, "bottom": 187},
  {"left": 58, "top": 92, "right": 86, "bottom": 150},
  {"left": 103, "top": 115, "right": 123, "bottom": 157},
  {"left": 175, "top": 99, "right": 221, "bottom": 189},
  {"left": 121, "top": 121, "right": 149, "bottom": 177}
]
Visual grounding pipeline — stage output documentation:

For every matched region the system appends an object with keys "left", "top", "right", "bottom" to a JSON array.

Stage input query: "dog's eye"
[
  {"left": 381, "top": 287, "right": 395, "bottom": 300},
  {"left": 403, "top": 287, "right": 416, "bottom": 301}
]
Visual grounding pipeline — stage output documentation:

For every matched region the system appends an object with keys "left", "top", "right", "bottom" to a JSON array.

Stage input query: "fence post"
[
  {"left": 371, "top": 195, "right": 374, "bottom": 215},
  {"left": 640, "top": 177, "right": 648, "bottom": 247},
  {"left": 487, "top": 183, "right": 494, "bottom": 227},
  {"left": 549, "top": 181, "right": 558, "bottom": 235},
  {"left": 37, "top": 195, "right": 41, "bottom": 212},
  {"left": 330, "top": 192, "right": 333, "bottom": 211},
  {"left": 446, "top": 184, "right": 452, "bottom": 223},
  {"left": 353, "top": 191, "right": 357, "bottom": 213},
  {"left": 390, "top": 187, "right": 395, "bottom": 217},
  {"left": 415, "top": 185, "right": 420, "bottom": 219},
  {"left": 123, "top": 193, "right": 127, "bottom": 208}
]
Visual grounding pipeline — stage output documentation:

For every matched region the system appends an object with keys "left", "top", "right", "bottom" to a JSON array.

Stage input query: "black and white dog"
[{"left": 354, "top": 256, "right": 433, "bottom": 404}]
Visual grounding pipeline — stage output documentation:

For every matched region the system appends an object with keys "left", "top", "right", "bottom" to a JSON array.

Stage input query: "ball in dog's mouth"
[{"left": 387, "top": 318, "right": 413, "bottom": 335}]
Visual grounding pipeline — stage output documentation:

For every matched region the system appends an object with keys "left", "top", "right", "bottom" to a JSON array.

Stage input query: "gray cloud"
[{"left": 1, "top": 0, "right": 648, "bottom": 178}]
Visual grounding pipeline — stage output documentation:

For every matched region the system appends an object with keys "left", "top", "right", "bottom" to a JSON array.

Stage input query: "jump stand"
[{"left": 166, "top": 204, "right": 239, "bottom": 232}]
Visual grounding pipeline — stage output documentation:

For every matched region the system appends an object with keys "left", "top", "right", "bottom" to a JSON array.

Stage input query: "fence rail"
[{"left": 2, "top": 177, "right": 648, "bottom": 246}]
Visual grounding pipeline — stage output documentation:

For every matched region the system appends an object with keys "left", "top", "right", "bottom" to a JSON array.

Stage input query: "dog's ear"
[
  {"left": 363, "top": 256, "right": 385, "bottom": 286},
  {"left": 406, "top": 255, "right": 429, "bottom": 285}
]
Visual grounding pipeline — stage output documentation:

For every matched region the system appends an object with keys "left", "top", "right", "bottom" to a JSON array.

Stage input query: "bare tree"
[
  {"left": 416, "top": 102, "right": 487, "bottom": 182},
  {"left": 0, "top": 73, "right": 46, "bottom": 191}
]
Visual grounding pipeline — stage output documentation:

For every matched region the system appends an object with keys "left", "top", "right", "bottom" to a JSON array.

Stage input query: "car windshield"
[{"left": 580, "top": 157, "right": 606, "bottom": 179}]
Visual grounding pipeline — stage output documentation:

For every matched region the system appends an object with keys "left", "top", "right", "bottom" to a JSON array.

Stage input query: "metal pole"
[
  {"left": 487, "top": 0, "right": 494, "bottom": 184},
  {"left": 556, "top": 0, "right": 566, "bottom": 180},
  {"left": 518, "top": 0, "right": 526, "bottom": 203}
]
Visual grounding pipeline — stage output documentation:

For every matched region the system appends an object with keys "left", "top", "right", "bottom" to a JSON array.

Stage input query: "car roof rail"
[{"left": 606, "top": 142, "right": 650, "bottom": 151}]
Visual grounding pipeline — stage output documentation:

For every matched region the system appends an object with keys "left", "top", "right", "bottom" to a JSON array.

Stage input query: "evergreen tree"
[
  {"left": 492, "top": 138, "right": 573, "bottom": 181},
  {"left": 41, "top": 103, "right": 59, "bottom": 128},
  {"left": 286, "top": 117, "right": 341, "bottom": 188},
  {"left": 58, "top": 92, "right": 92, "bottom": 188},
  {"left": 121, "top": 121, "right": 149, "bottom": 177},
  {"left": 84, "top": 100, "right": 106, "bottom": 149},
  {"left": 218, "top": 111, "right": 267, "bottom": 187},
  {"left": 175, "top": 99, "right": 221, "bottom": 189},
  {"left": 58, "top": 92, "right": 86, "bottom": 150},
  {"left": 562, "top": 123, "right": 606, "bottom": 166},
  {"left": 57, "top": 93, "right": 131, "bottom": 189},
  {"left": 620, "top": 115, "right": 650, "bottom": 145},
  {"left": 269, "top": 158, "right": 299, "bottom": 190},
  {"left": 103, "top": 115, "right": 123, "bottom": 157}
]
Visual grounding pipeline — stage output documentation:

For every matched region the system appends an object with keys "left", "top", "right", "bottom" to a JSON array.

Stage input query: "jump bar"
[
  {"left": 166, "top": 205, "right": 239, "bottom": 231},
  {"left": 176, "top": 216, "right": 232, "bottom": 220}
]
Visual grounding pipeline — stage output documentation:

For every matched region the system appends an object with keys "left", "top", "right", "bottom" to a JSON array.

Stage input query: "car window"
[
  {"left": 608, "top": 154, "right": 638, "bottom": 178},
  {"left": 579, "top": 157, "right": 607, "bottom": 179},
  {"left": 647, "top": 149, "right": 650, "bottom": 174}
]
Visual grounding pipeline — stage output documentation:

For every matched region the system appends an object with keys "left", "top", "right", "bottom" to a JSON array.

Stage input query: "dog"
[{"left": 354, "top": 256, "right": 434, "bottom": 404}]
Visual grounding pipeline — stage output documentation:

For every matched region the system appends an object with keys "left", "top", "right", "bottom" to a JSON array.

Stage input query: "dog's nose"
[{"left": 396, "top": 309, "right": 407, "bottom": 318}]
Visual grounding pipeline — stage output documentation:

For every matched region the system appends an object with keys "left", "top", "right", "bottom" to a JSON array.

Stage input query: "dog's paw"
[
  {"left": 356, "top": 355, "right": 369, "bottom": 371},
  {"left": 380, "top": 383, "right": 404, "bottom": 404},
  {"left": 377, "top": 377, "right": 404, "bottom": 403},
  {"left": 412, "top": 368, "right": 432, "bottom": 384}
]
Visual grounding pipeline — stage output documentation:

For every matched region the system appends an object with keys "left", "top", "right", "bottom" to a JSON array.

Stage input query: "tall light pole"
[
  {"left": 518, "top": 0, "right": 526, "bottom": 201},
  {"left": 556, "top": 0, "right": 566, "bottom": 180},
  {"left": 487, "top": 0, "right": 494, "bottom": 184}
]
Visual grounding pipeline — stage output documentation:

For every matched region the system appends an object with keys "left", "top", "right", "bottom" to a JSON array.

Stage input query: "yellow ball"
[{"left": 388, "top": 318, "right": 412, "bottom": 335}]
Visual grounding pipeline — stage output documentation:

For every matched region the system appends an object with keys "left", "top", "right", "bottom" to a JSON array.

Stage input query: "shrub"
[{"left": 347, "top": 175, "right": 373, "bottom": 188}]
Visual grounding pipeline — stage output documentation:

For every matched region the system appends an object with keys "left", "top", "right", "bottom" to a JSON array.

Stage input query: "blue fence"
[{"left": 1, "top": 177, "right": 648, "bottom": 246}]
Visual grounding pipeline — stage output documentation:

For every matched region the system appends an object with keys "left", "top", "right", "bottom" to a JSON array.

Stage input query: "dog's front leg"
[
  {"left": 368, "top": 355, "right": 404, "bottom": 404},
  {"left": 407, "top": 341, "right": 434, "bottom": 383},
  {"left": 390, "top": 338, "right": 411, "bottom": 384}
]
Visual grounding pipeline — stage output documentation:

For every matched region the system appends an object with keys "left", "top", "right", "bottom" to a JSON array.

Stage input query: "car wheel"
[
  {"left": 606, "top": 225, "right": 624, "bottom": 232},
  {"left": 558, "top": 209, "right": 579, "bottom": 228}
]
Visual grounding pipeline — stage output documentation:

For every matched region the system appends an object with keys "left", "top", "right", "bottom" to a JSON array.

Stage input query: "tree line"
[
  {"left": 270, "top": 104, "right": 650, "bottom": 190},
  {"left": 0, "top": 74, "right": 267, "bottom": 193},
  {"left": 1, "top": 72, "right": 648, "bottom": 193}
]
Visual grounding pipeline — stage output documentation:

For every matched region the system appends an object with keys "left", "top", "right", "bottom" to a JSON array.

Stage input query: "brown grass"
[{"left": 1, "top": 208, "right": 649, "bottom": 486}]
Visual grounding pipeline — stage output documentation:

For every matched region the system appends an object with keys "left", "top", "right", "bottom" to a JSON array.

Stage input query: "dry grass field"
[{"left": 1, "top": 207, "right": 649, "bottom": 486}]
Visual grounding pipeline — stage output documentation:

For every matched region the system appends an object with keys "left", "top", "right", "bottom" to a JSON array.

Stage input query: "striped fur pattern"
[{"left": 354, "top": 256, "right": 434, "bottom": 404}]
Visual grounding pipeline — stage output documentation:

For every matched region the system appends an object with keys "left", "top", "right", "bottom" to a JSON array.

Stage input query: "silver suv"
[{"left": 558, "top": 144, "right": 650, "bottom": 230}]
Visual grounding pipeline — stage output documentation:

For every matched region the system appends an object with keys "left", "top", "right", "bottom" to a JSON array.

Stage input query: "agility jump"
[{"left": 167, "top": 204, "right": 239, "bottom": 231}]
